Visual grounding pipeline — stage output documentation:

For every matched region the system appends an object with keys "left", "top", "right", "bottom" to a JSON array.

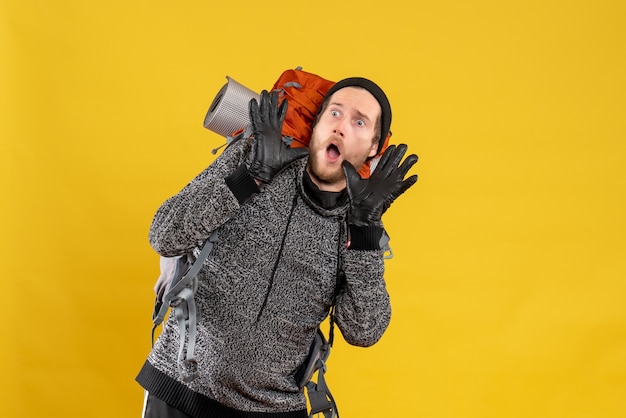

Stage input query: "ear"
[{"left": 367, "top": 141, "right": 379, "bottom": 158}]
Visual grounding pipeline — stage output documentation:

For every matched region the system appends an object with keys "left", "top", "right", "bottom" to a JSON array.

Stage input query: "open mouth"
[{"left": 326, "top": 143, "right": 341, "bottom": 162}]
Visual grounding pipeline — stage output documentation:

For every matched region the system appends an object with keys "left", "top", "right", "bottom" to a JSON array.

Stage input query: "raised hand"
[
  {"left": 248, "top": 90, "right": 308, "bottom": 183},
  {"left": 342, "top": 144, "right": 418, "bottom": 227}
]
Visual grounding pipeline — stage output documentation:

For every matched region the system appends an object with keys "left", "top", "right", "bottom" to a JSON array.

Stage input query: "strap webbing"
[
  {"left": 151, "top": 231, "right": 219, "bottom": 382},
  {"left": 175, "top": 287, "right": 198, "bottom": 382},
  {"left": 306, "top": 364, "right": 339, "bottom": 418}
]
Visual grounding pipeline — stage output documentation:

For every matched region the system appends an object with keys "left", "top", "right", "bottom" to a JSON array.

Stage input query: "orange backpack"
[
  {"left": 270, "top": 67, "right": 391, "bottom": 178},
  {"left": 206, "top": 67, "right": 390, "bottom": 178},
  {"left": 269, "top": 68, "right": 335, "bottom": 149}
]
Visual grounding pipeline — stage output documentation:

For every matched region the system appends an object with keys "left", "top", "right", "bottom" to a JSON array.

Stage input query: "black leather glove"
[
  {"left": 342, "top": 144, "right": 418, "bottom": 227},
  {"left": 248, "top": 90, "right": 308, "bottom": 183}
]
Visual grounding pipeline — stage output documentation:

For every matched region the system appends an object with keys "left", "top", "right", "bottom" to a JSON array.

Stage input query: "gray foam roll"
[{"left": 203, "top": 76, "right": 260, "bottom": 138}]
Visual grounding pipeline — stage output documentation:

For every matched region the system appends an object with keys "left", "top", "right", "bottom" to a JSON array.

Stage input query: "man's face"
[{"left": 306, "top": 87, "right": 381, "bottom": 192}]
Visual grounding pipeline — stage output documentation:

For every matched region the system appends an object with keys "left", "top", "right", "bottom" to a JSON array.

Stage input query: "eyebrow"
[{"left": 328, "top": 102, "right": 372, "bottom": 122}]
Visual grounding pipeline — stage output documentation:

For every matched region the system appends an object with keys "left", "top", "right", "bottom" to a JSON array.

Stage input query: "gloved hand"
[
  {"left": 248, "top": 90, "right": 308, "bottom": 183},
  {"left": 342, "top": 144, "right": 418, "bottom": 227}
]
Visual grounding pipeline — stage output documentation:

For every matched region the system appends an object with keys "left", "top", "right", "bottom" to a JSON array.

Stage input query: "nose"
[{"left": 333, "top": 116, "right": 346, "bottom": 137}]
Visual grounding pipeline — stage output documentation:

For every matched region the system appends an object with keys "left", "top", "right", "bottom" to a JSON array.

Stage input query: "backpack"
[
  {"left": 204, "top": 67, "right": 391, "bottom": 178},
  {"left": 152, "top": 67, "right": 393, "bottom": 417}
]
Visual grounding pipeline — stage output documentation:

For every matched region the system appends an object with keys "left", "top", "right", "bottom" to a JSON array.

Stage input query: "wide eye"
[
  {"left": 330, "top": 110, "right": 340, "bottom": 117},
  {"left": 356, "top": 119, "right": 365, "bottom": 127}
]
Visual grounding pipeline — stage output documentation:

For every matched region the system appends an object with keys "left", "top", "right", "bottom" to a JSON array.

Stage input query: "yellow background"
[{"left": 2, "top": 0, "right": 625, "bottom": 417}]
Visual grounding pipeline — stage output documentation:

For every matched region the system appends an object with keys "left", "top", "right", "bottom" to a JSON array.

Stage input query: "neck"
[{"left": 302, "top": 171, "right": 347, "bottom": 209}]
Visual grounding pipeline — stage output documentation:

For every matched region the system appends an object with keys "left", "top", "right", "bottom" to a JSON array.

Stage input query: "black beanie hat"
[{"left": 320, "top": 77, "right": 392, "bottom": 155}]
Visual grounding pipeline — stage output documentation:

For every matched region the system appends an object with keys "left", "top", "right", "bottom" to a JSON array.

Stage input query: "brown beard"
[
  {"left": 306, "top": 130, "right": 345, "bottom": 190},
  {"left": 306, "top": 128, "right": 371, "bottom": 191},
  {"left": 306, "top": 149, "right": 345, "bottom": 187},
  {"left": 308, "top": 158, "right": 344, "bottom": 185}
]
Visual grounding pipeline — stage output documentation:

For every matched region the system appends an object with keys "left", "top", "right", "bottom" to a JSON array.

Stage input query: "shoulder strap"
[
  {"left": 304, "top": 327, "right": 339, "bottom": 418},
  {"left": 151, "top": 230, "right": 219, "bottom": 382}
]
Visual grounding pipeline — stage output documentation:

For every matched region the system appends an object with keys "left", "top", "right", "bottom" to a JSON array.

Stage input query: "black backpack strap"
[
  {"left": 304, "top": 320, "right": 339, "bottom": 418},
  {"left": 306, "top": 366, "right": 337, "bottom": 418},
  {"left": 151, "top": 230, "right": 219, "bottom": 382}
]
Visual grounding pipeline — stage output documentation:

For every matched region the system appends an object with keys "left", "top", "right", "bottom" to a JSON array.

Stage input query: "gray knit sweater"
[{"left": 136, "top": 138, "right": 391, "bottom": 417}]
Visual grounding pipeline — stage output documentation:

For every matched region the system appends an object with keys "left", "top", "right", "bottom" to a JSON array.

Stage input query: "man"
[{"left": 137, "top": 77, "right": 418, "bottom": 417}]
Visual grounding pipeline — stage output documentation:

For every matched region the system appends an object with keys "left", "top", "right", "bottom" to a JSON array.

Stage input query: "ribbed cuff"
[
  {"left": 225, "top": 164, "right": 260, "bottom": 205},
  {"left": 348, "top": 225, "right": 384, "bottom": 250}
]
